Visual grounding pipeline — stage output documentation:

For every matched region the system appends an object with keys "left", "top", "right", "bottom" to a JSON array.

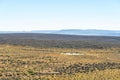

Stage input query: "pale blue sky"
[{"left": 0, "top": 0, "right": 120, "bottom": 31}]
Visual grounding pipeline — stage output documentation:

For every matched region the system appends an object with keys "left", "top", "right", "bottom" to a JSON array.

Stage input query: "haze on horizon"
[{"left": 0, "top": 0, "right": 120, "bottom": 31}]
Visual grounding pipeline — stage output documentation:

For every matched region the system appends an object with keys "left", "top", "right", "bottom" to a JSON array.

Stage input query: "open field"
[
  {"left": 0, "top": 33, "right": 120, "bottom": 80},
  {"left": 0, "top": 45, "right": 120, "bottom": 80}
]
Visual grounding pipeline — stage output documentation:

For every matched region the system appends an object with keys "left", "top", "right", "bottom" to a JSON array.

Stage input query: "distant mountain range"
[{"left": 0, "top": 29, "right": 120, "bottom": 36}]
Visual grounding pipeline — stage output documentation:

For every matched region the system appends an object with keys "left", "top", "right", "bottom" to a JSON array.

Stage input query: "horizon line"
[{"left": 0, "top": 29, "right": 120, "bottom": 32}]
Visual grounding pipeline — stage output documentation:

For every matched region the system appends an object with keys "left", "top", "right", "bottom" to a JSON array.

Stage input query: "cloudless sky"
[{"left": 0, "top": 0, "right": 120, "bottom": 31}]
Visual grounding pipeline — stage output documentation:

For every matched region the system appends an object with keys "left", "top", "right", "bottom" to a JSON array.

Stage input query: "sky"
[{"left": 0, "top": 0, "right": 120, "bottom": 31}]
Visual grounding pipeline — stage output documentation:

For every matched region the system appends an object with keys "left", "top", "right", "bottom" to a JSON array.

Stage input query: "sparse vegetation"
[
  {"left": 0, "top": 33, "right": 120, "bottom": 80},
  {"left": 0, "top": 44, "right": 119, "bottom": 80}
]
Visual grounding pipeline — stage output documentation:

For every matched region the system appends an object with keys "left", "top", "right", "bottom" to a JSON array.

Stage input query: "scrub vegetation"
[
  {"left": 0, "top": 34, "right": 120, "bottom": 80},
  {"left": 0, "top": 45, "right": 120, "bottom": 80}
]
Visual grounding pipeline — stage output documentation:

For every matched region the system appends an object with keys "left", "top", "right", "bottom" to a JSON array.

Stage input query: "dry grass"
[{"left": 0, "top": 45, "right": 120, "bottom": 80}]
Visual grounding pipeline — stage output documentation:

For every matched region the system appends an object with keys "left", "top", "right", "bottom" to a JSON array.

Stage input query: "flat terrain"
[
  {"left": 0, "top": 33, "right": 120, "bottom": 49},
  {"left": 0, "top": 45, "right": 120, "bottom": 80},
  {"left": 0, "top": 34, "right": 120, "bottom": 80}
]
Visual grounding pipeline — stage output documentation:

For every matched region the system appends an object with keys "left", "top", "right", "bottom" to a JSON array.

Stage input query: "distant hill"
[
  {"left": 53, "top": 29, "right": 120, "bottom": 36},
  {"left": 0, "top": 29, "right": 120, "bottom": 36}
]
